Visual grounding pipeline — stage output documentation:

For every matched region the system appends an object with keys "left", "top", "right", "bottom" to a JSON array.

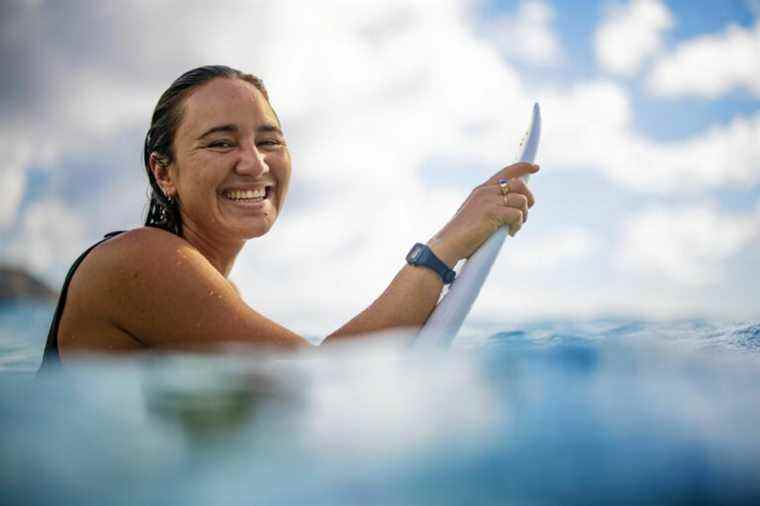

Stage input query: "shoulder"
[
  {"left": 98, "top": 227, "right": 191, "bottom": 259},
  {"left": 66, "top": 227, "right": 308, "bottom": 351},
  {"left": 82, "top": 227, "right": 228, "bottom": 302},
  {"left": 71, "top": 227, "right": 234, "bottom": 345},
  {"left": 71, "top": 227, "right": 221, "bottom": 311},
  {"left": 86, "top": 227, "right": 208, "bottom": 277}
]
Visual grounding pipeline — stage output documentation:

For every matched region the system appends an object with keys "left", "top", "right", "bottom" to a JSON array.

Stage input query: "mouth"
[{"left": 220, "top": 185, "right": 274, "bottom": 204}]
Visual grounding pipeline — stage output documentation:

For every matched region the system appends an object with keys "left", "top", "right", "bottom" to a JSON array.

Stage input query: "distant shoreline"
[{"left": 0, "top": 266, "right": 58, "bottom": 303}]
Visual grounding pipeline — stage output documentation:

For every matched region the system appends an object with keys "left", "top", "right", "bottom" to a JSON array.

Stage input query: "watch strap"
[{"left": 406, "top": 243, "right": 456, "bottom": 285}]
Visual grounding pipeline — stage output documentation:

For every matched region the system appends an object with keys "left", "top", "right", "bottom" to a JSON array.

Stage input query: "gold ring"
[{"left": 498, "top": 178, "right": 510, "bottom": 196}]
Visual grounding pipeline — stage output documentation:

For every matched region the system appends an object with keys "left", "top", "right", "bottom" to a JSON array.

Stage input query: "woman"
[{"left": 39, "top": 65, "right": 537, "bottom": 367}]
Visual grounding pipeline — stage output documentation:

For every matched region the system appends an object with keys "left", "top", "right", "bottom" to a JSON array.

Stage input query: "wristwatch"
[{"left": 406, "top": 243, "right": 456, "bottom": 285}]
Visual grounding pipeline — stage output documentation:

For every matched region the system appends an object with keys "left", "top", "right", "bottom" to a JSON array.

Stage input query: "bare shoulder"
[
  {"left": 81, "top": 227, "right": 217, "bottom": 288},
  {"left": 67, "top": 227, "right": 198, "bottom": 309},
  {"left": 60, "top": 228, "right": 197, "bottom": 354},
  {"left": 93, "top": 227, "right": 198, "bottom": 268},
  {"left": 78, "top": 226, "right": 231, "bottom": 321},
  {"left": 70, "top": 227, "right": 307, "bottom": 351}
]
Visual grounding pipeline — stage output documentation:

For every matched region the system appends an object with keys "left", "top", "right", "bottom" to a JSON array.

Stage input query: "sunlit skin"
[{"left": 57, "top": 76, "right": 538, "bottom": 358}]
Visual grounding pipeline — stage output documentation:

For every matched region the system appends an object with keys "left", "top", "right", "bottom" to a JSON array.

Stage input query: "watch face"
[{"left": 409, "top": 244, "right": 423, "bottom": 263}]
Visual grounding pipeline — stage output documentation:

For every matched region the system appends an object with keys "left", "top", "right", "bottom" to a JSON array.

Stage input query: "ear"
[{"left": 149, "top": 152, "right": 177, "bottom": 198}]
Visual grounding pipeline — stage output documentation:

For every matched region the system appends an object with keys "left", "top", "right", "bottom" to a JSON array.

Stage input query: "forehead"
[{"left": 179, "top": 78, "right": 277, "bottom": 136}]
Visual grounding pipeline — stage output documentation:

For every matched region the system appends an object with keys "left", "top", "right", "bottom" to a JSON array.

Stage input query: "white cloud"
[
  {"left": 507, "top": 227, "right": 599, "bottom": 270},
  {"left": 427, "top": 76, "right": 759, "bottom": 194},
  {"left": 0, "top": 127, "right": 44, "bottom": 231},
  {"left": 482, "top": 0, "right": 564, "bottom": 65},
  {"left": 464, "top": 203, "right": 760, "bottom": 323},
  {"left": 631, "top": 112, "right": 760, "bottom": 190},
  {"left": 527, "top": 81, "right": 760, "bottom": 193},
  {"left": 617, "top": 203, "right": 759, "bottom": 285},
  {"left": 5, "top": 200, "right": 87, "bottom": 273},
  {"left": 647, "top": 21, "right": 760, "bottom": 98},
  {"left": 535, "top": 80, "right": 634, "bottom": 167},
  {"left": 0, "top": 167, "right": 26, "bottom": 230},
  {"left": 460, "top": 227, "right": 603, "bottom": 323},
  {"left": 595, "top": 0, "right": 674, "bottom": 76}
]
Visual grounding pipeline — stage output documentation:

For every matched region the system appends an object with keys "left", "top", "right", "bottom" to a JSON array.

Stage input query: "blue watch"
[{"left": 406, "top": 243, "right": 456, "bottom": 285}]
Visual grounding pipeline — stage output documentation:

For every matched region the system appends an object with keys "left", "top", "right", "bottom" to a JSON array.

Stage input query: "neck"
[{"left": 179, "top": 218, "right": 244, "bottom": 277}]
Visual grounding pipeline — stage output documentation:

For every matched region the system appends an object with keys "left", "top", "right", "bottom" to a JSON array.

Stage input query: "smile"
[{"left": 221, "top": 186, "right": 273, "bottom": 203}]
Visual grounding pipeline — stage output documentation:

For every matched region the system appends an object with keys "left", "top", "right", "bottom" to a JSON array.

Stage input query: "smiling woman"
[
  {"left": 38, "top": 65, "right": 538, "bottom": 370},
  {"left": 141, "top": 67, "right": 278, "bottom": 238}
]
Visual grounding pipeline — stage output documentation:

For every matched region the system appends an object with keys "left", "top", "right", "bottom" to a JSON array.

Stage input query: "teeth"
[{"left": 223, "top": 188, "right": 267, "bottom": 200}]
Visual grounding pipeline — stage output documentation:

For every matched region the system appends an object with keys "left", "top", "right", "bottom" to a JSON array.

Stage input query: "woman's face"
[{"left": 162, "top": 77, "right": 291, "bottom": 243}]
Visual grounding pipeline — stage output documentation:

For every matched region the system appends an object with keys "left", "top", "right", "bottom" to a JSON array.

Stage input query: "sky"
[{"left": 1, "top": 0, "right": 758, "bottom": 335}]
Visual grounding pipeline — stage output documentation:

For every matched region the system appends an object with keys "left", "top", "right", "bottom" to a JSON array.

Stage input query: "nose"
[{"left": 235, "top": 142, "right": 269, "bottom": 177}]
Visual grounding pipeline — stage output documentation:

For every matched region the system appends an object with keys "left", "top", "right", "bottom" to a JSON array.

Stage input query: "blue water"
[
  {"left": 0, "top": 301, "right": 55, "bottom": 373},
  {"left": 1, "top": 301, "right": 760, "bottom": 505}
]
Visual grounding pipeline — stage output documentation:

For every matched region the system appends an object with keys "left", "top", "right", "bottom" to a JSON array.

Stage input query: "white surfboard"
[{"left": 414, "top": 103, "right": 542, "bottom": 349}]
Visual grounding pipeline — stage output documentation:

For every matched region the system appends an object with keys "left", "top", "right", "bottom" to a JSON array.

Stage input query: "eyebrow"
[
  {"left": 256, "top": 124, "right": 283, "bottom": 136},
  {"left": 197, "top": 123, "right": 283, "bottom": 141}
]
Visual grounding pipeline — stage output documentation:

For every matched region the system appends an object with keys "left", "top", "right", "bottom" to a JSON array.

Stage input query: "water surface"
[{"left": 1, "top": 303, "right": 759, "bottom": 505}]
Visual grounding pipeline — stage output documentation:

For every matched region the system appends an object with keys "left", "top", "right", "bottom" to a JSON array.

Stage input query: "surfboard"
[{"left": 414, "top": 103, "right": 542, "bottom": 349}]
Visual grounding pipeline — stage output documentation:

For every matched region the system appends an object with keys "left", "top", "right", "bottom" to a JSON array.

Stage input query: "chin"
[
  {"left": 239, "top": 218, "right": 276, "bottom": 239},
  {"left": 241, "top": 229, "right": 270, "bottom": 240}
]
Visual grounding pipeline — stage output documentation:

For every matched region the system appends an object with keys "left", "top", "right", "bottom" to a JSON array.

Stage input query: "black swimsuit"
[{"left": 38, "top": 231, "right": 125, "bottom": 372}]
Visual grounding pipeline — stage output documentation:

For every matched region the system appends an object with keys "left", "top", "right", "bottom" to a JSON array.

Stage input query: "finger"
[
  {"left": 505, "top": 192, "right": 529, "bottom": 223},
  {"left": 509, "top": 214, "right": 523, "bottom": 236},
  {"left": 495, "top": 191, "right": 528, "bottom": 222},
  {"left": 493, "top": 202, "right": 525, "bottom": 237},
  {"left": 494, "top": 206, "right": 523, "bottom": 233},
  {"left": 484, "top": 162, "right": 539, "bottom": 186},
  {"left": 504, "top": 178, "right": 535, "bottom": 208},
  {"left": 508, "top": 224, "right": 521, "bottom": 237},
  {"left": 504, "top": 193, "right": 528, "bottom": 214},
  {"left": 484, "top": 181, "right": 534, "bottom": 209},
  {"left": 506, "top": 210, "right": 524, "bottom": 236}
]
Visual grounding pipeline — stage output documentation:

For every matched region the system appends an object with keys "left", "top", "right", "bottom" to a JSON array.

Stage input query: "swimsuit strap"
[{"left": 37, "top": 231, "right": 126, "bottom": 373}]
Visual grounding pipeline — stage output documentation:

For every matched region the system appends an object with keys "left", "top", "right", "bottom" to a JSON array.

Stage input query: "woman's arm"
[
  {"left": 321, "top": 244, "right": 455, "bottom": 345},
  {"left": 323, "top": 162, "right": 538, "bottom": 344}
]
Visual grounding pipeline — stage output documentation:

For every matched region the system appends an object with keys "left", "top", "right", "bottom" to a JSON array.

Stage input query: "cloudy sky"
[{"left": 1, "top": 0, "right": 758, "bottom": 335}]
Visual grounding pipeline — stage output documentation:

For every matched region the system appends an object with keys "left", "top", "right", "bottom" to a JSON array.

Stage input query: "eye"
[
  {"left": 208, "top": 140, "right": 235, "bottom": 149},
  {"left": 258, "top": 139, "right": 282, "bottom": 148}
]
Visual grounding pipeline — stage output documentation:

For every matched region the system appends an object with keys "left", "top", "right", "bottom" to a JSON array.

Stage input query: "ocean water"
[
  {"left": 1, "top": 301, "right": 760, "bottom": 505},
  {"left": 0, "top": 301, "right": 56, "bottom": 373}
]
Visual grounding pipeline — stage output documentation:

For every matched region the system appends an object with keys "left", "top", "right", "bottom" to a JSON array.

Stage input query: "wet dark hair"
[{"left": 143, "top": 65, "right": 272, "bottom": 235}]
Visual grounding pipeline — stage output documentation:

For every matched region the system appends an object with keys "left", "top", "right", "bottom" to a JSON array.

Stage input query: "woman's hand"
[{"left": 427, "top": 162, "right": 539, "bottom": 266}]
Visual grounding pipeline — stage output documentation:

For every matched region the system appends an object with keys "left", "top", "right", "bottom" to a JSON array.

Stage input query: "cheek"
[
  {"left": 275, "top": 176, "right": 290, "bottom": 210},
  {"left": 274, "top": 154, "right": 292, "bottom": 197},
  {"left": 177, "top": 169, "right": 219, "bottom": 207}
]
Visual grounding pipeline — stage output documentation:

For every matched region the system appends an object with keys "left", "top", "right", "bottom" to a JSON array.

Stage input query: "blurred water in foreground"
[{"left": 1, "top": 301, "right": 760, "bottom": 505}]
